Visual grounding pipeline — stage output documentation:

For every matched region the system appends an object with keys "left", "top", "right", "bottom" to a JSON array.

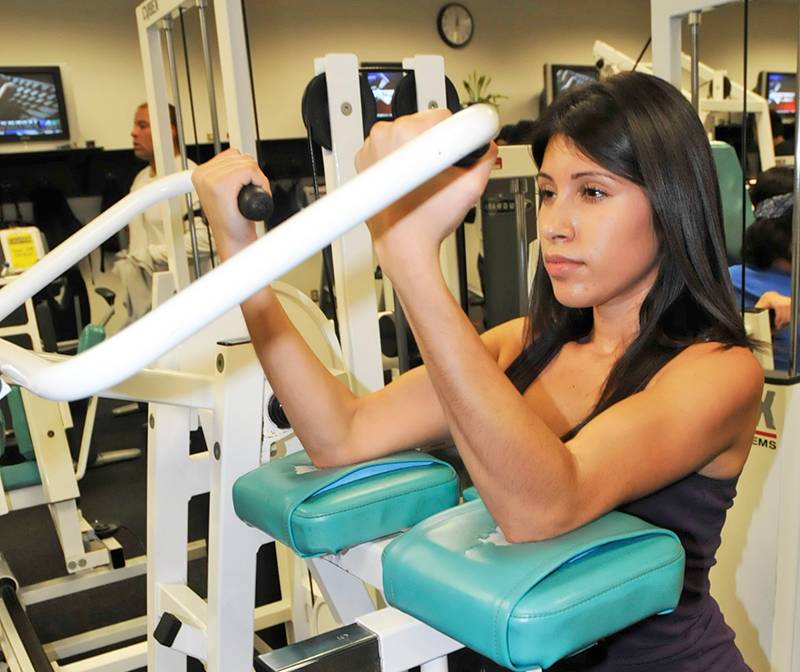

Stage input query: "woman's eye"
[
  {"left": 537, "top": 187, "right": 556, "bottom": 202},
  {"left": 581, "top": 185, "right": 607, "bottom": 201}
]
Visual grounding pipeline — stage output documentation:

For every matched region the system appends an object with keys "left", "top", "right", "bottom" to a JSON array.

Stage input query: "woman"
[{"left": 192, "top": 72, "right": 762, "bottom": 671}]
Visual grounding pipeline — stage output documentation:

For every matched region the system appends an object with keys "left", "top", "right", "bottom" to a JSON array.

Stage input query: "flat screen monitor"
[
  {"left": 544, "top": 64, "right": 599, "bottom": 106},
  {"left": 362, "top": 66, "right": 406, "bottom": 120},
  {"left": 0, "top": 66, "right": 70, "bottom": 143},
  {"left": 764, "top": 71, "right": 796, "bottom": 116}
]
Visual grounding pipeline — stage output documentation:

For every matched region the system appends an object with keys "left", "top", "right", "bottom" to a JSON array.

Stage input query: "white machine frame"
[
  {"left": 0, "top": 101, "right": 498, "bottom": 672},
  {"left": 468, "top": 143, "right": 538, "bottom": 325},
  {"left": 316, "top": 54, "right": 465, "bottom": 388},
  {"left": 594, "top": 35, "right": 776, "bottom": 172}
]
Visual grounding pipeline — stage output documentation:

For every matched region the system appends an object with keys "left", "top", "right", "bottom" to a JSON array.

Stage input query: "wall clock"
[{"left": 437, "top": 3, "right": 474, "bottom": 49}]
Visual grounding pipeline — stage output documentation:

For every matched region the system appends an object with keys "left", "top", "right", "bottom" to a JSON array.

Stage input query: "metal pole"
[
  {"left": 197, "top": 0, "right": 222, "bottom": 155},
  {"left": 789, "top": 7, "right": 800, "bottom": 376},
  {"left": 163, "top": 17, "right": 203, "bottom": 279},
  {"left": 689, "top": 11, "right": 701, "bottom": 112}
]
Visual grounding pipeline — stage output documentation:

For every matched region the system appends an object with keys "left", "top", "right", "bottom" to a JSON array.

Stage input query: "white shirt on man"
[{"left": 115, "top": 159, "right": 215, "bottom": 321}]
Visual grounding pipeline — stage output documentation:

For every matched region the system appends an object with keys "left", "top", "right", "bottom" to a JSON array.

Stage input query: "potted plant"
[{"left": 462, "top": 71, "right": 508, "bottom": 109}]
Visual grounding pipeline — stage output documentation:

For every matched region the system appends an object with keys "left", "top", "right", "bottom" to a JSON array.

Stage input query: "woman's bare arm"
[{"left": 192, "top": 149, "right": 526, "bottom": 466}]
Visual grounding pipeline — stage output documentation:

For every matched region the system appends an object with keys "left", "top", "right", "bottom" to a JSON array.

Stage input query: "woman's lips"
[{"left": 544, "top": 255, "right": 583, "bottom": 277}]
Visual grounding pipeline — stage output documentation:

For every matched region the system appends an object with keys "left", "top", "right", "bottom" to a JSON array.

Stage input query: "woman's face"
[{"left": 536, "top": 134, "right": 659, "bottom": 311}]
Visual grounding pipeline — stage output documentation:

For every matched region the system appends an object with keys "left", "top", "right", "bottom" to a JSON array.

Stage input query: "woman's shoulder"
[{"left": 649, "top": 341, "right": 763, "bottom": 404}]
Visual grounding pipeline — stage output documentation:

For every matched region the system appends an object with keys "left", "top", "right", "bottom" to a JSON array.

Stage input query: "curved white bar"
[
  {"left": 0, "top": 105, "right": 499, "bottom": 401},
  {"left": 0, "top": 171, "right": 194, "bottom": 322}
]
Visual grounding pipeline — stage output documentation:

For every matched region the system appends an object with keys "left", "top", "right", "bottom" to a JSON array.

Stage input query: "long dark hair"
[{"left": 507, "top": 72, "right": 752, "bottom": 441}]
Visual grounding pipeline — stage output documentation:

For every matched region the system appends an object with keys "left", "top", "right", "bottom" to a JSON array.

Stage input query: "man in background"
[{"left": 114, "top": 102, "right": 214, "bottom": 321}]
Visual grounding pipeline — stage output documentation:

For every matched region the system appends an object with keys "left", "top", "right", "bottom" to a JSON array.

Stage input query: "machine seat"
[
  {"left": 0, "top": 386, "right": 40, "bottom": 490},
  {"left": 0, "top": 324, "right": 106, "bottom": 492},
  {"left": 711, "top": 140, "right": 755, "bottom": 265},
  {"left": 0, "top": 460, "right": 41, "bottom": 491}
]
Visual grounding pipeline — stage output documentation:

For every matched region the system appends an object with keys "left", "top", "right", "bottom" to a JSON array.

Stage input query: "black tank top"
[
  {"left": 504, "top": 349, "right": 751, "bottom": 671},
  {"left": 566, "top": 473, "right": 751, "bottom": 671}
]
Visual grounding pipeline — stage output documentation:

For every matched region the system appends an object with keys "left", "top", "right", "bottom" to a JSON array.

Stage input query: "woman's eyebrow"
[
  {"left": 536, "top": 171, "right": 619, "bottom": 182},
  {"left": 570, "top": 170, "right": 619, "bottom": 181}
]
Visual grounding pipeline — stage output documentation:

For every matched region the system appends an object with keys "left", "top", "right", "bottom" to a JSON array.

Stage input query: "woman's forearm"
[
  {"left": 392, "top": 265, "right": 578, "bottom": 540},
  {"left": 215, "top": 226, "right": 360, "bottom": 466}
]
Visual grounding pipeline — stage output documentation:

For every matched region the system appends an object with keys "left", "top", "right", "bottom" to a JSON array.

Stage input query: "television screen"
[
  {"left": 767, "top": 72, "right": 796, "bottom": 116},
  {"left": 0, "top": 66, "right": 70, "bottom": 142},
  {"left": 552, "top": 65, "right": 599, "bottom": 98},
  {"left": 363, "top": 69, "right": 407, "bottom": 120}
]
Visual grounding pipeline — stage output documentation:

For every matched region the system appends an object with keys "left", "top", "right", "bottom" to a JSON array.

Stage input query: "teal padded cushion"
[
  {"left": 7, "top": 386, "right": 34, "bottom": 462},
  {"left": 0, "top": 461, "right": 41, "bottom": 490},
  {"left": 462, "top": 485, "right": 479, "bottom": 502},
  {"left": 711, "top": 140, "right": 755, "bottom": 264},
  {"left": 233, "top": 450, "right": 459, "bottom": 557},
  {"left": 78, "top": 324, "right": 105, "bottom": 353},
  {"left": 382, "top": 500, "right": 685, "bottom": 671},
  {"left": 0, "top": 325, "right": 104, "bottom": 466}
]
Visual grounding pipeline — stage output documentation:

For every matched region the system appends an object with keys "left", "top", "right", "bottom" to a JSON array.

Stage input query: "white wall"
[
  {"left": 0, "top": 0, "right": 143, "bottom": 149},
  {"left": 1, "top": 1, "right": 797, "bottom": 147}
]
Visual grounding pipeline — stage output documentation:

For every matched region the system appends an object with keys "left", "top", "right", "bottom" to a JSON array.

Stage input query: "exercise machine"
[
  {"left": 594, "top": 38, "right": 776, "bottom": 174},
  {"left": 472, "top": 144, "right": 538, "bottom": 329},
  {"left": 0, "top": 105, "right": 687, "bottom": 672}
]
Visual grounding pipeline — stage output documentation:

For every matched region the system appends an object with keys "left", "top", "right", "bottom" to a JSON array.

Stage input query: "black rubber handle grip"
[
  {"left": 454, "top": 144, "right": 491, "bottom": 168},
  {"left": 237, "top": 183, "right": 275, "bottom": 222}
]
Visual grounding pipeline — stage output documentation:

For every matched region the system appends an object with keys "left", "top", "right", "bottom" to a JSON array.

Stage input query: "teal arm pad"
[
  {"left": 461, "top": 485, "right": 479, "bottom": 502},
  {"left": 233, "top": 450, "right": 459, "bottom": 557},
  {"left": 382, "top": 501, "right": 685, "bottom": 671}
]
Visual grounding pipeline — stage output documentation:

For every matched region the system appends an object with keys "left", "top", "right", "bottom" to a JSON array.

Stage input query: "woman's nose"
[{"left": 540, "top": 206, "right": 575, "bottom": 242}]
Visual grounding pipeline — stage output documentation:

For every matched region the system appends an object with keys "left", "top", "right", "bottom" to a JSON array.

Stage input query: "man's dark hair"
[
  {"left": 497, "top": 120, "right": 539, "bottom": 145},
  {"left": 497, "top": 124, "right": 516, "bottom": 144},
  {"left": 742, "top": 214, "right": 792, "bottom": 269},
  {"left": 507, "top": 119, "right": 537, "bottom": 145},
  {"left": 750, "top": 165, "right": 793, "bottom": 207},
  {"left": 507, "top": 71, "right": 752, "bottom": 440}
]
